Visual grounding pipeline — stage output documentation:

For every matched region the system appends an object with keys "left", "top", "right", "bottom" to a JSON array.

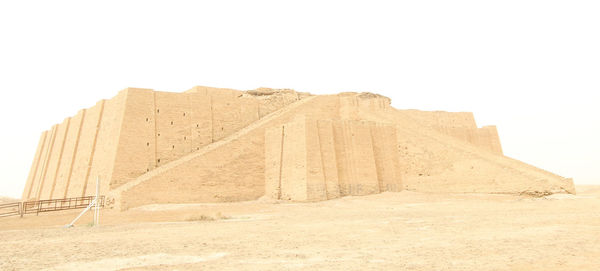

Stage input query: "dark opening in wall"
[
  {"left": 172, "top": 145, "right": 175, "bottom": 149},
  {"left": 146, "top": 118, "right": 149, "bottom": 122},
  {"left": 158, "top": 133, "right": 161, "bottom": 137},
  {"left": 157, "top": 159, "right": 161, "bottom": 163},
  {"left": 197, "top": 147, "right": 200, "bottom": 150},
  {"left": 184, "top": 136, "right": 186, "bottom": 140},
  {"left": 196, "top": 124, "right": 199, "bottom": 128},
  {"left": 146, "top": 142, "right": 150, "bottom": 146},
  {"left": 183, "top": 112, "right": 186, "bottom": 116},
  {"left": 157, "top": 109, "right": 160, "bottom": 113},
  {"left": 171, "top": 121, "right": 174, "bottom": 125},
  {"left": 146, "top": 168, "right": 149, "bottom": 172}
]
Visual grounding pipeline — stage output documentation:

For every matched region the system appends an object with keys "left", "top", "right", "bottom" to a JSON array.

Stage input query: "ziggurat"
[{"left": 22, "top": 86, "right": 575, "bottom": 210}]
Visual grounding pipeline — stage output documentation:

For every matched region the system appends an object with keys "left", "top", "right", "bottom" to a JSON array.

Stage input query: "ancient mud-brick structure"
[
  {"left": 22, "top": 86, "right": 575, "bottom": 210},
  {"left": 265, "top": 116, "right": 403, "bottom": 201}
]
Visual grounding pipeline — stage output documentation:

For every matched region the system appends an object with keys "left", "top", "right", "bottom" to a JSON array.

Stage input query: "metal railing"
[
  {"left": 0, "top": 195, "right": 104, "bottom": 218},
  {"left": 0, "top": 202, "right": 21, "bottom": 218}
]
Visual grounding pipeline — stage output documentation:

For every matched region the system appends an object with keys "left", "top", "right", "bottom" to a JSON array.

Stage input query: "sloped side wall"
[
  {"left": 400, "top": 110, "right": 504, "bottom": 155},
  {"left": 38, "top": 117, "right": 70, "bottom": 199},
  {"left": 265, "top": 117, "right": 402, "bottom": 201},
  {"left": 22, "top": 131, "right": 48, "bottom": 200},
  {"left": 52, "top": 110, "right": 85, "bottom": 199},
  {"left": 27, "top": 124, "right": 58, "bottom": 200},
  {"left": 475, "top": 126, "right": 503, "bottom": 154},
  {"left": 349, "top": 104, "right": 573, "bottom": 195},
  {"left": 65, "top": 100, "right": 106, "bottom": 198},
  {"left": 23, "top": 90, "right": 128, "bottom": 200},
  {"left": 390, "top": 110, "right": 574, "bottom": 195}
]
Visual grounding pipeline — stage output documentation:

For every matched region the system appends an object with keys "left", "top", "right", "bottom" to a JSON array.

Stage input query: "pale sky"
[{"left": 0, "top": 1, "right": 598, "bottom": 198}]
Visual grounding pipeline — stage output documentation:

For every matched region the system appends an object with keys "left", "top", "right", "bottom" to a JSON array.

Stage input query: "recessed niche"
[
  {"left": 157, "top": 109, "right": 160, "bottom": 113},
  {"left": 146, "top": 142, "right": 150, "bottom": 146},
  {"left": 183, "top": 112, "right": 186, "bottom": 116},
  {"left": 157, "top": 159, "right": 161, "bottom": 163},
  {"left": 171, "top": 121, "right": 174, "bottom": 125},
  {"left": 172, "top": 145, "right": 175, "bottom": 149},
  {"left": 145, "top": 118, "right": 149, "bottom": 122}
]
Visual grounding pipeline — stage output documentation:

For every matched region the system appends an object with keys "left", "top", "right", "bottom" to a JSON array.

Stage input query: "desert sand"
[{"left": 1, "top": 185, "right": 599, "bottom": 271}]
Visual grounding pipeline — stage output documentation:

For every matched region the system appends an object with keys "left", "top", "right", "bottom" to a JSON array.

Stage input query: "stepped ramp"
[
  {"left": 110, "top": 95, "right": 342, "bottom": 210},
  {"left": 359, "top": 106, "right": 574, "bottom": 195}
]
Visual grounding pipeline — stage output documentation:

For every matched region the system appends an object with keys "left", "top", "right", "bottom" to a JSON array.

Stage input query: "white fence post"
[{"left": 64, "top": 176, "right": 101, "bottom": 228}]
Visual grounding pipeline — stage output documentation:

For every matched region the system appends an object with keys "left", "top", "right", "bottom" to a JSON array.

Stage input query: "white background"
[{"left": 0, "top": 0, "right": 598, "bottom": 198}]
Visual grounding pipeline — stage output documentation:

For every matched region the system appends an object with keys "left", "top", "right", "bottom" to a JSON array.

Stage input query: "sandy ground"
[{"left": 1, "top": 185, "right": 599, "bottom": 271}]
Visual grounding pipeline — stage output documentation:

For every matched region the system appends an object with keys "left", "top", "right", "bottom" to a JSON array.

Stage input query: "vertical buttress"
[
  {"left": 316, "top": 122, "right": 328, "bottom": 199},
  {"left": 23, "top": 131, "right": 48, "bottom": 200},
  {"left": 81, "top": 100, "right": 105, "bottom": 196},
  {"left": 63, "top": 110, "right": 86, "bottom": 198},
  {"left": 48, "top": 118, "right": 71, "bottom": 198},
  {"left": 35, "top": 125, "right": 58, "bottom": 200}
]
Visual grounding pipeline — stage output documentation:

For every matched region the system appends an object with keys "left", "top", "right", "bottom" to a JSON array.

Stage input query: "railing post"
[
  {"left": 94, "top": 177, "right": 100, "bottom": 226},
  {"left": 19, "top": 202, "right": 23, "bottom": 218}
]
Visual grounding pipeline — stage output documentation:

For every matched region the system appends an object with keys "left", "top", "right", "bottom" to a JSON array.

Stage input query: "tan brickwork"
[
  {"left": 22, "top": 86, "right": 573, "bottom": 209},
  {"left": 265, "top": 117, "right": 401, "bottom": 201},
  {"left": 23, "top": 86, "right": 303, "bottom": 201},
  {"left": 53, "top": 110, "right": 85, "bottom": 198}
]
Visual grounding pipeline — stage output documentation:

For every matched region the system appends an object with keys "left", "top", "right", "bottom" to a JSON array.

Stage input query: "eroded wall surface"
[
  {"left": 23, "top": 91, "right": 128, "bottom": 201},
  {"left": 23, "top": 86, "right": 303, "bottom": 201},
  {"left": 391, "top": 110, "right": 574, "bottom": 195},
  {"left": 400, "top": 110, "right": 503, "bottom": 155},
  {"left": 338, "top": 92, "right": 391, "bottom": 120},
  {"left": 265, "top": 116, "right": 402, "bottom": 201},
  {"left": 23, "top": 86, "right": 573, "bottom": 208}
]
